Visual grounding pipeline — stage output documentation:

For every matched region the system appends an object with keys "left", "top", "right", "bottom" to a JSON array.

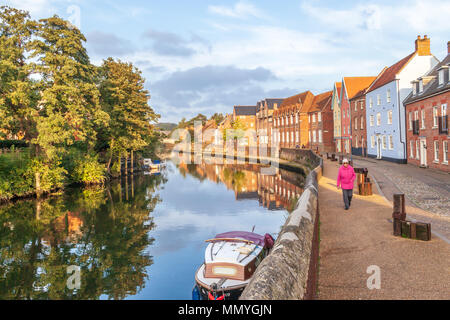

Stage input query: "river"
[{"left": 0, "top": 160, "right": 305, "bottom": 300}]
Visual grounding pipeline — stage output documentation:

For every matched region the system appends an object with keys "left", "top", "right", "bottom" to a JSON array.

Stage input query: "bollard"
[{"left": 393, "top": 194, "right": 406, "bottom": 221}]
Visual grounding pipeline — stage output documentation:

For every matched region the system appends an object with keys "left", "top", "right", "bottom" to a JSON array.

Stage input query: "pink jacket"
[{"left": 337, "top": 165, "right": 356, "bottom": 190}]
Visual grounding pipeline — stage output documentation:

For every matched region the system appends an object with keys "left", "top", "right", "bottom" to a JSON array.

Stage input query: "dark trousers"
[{"left": 342, "top": 189, "right": 353, "bottom": 209}]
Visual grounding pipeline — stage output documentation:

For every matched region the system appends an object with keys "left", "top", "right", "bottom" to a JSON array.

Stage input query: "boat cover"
[{"left": 215, "top": 231, "right": 274, "bottom": 248}]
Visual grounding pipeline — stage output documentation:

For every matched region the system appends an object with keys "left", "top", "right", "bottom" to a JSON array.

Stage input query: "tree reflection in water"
[{"left": 0, "top": 173, "right": 166, "bottom": 300}]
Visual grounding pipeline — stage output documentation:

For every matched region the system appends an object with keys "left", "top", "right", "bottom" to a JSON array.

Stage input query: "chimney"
[
  {"left": 415, "top": 35, "right": 431, "bottom": 56},
  {"left": 448, "top": 41, "right": 450, "bottom": 54}
]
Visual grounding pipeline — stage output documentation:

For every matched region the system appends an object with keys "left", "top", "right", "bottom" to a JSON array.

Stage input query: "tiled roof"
[
  {"left": 280, "top": 91, "right": 315, "bottom": 112},
  {"left": 342, "top": 76, "right": 377, "bottom": 100},
  {"left": 234, "top": 105, "right": 256, "bottom": 116},
  {"left": 335, "top": 82, "right": 342, "bottom": 99},
  {"left": 404, "top": 53, "right": 450, "bottom": 105},
  {"left": 309, "top": 91, "right": 333, "bottom": 113},
  {"left": 366, "top": 52, "right": 416, "bottom": 93}
]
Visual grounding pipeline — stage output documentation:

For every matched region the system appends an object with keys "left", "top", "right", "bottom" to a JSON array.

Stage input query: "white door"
[
  {"left": 420, "top": 138, "right": 427, "bottom": 167},
  {"left": 377, "top": 136, "right": 382, "bottom": 159}
]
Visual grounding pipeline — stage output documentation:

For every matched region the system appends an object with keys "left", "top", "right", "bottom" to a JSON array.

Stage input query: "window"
[
  {"left": 369, "top": 97, "right": 373, "bottom": 108},
  {"left": 296, "top": 131, "right": 299, "bottom": 143},
  {"left": 319, "top": 130, "right": 322, "bottom": 143},
  {"left": 433, "top": 106, "right": 439, "bottom": 127},
  {"left": 412, "top": 82, "right": 417, "bottom": 95},
  {"left": 382, "top": 135, "right": 387, "bottom": 149},
  {"left": 387, "top": 89, "right": 391, "bottom": 103},
  {"left": 312, "top": 130, "right": 317, "bottom": 143},
  {"left": 410, "top": 140, "right": 414, "bottom": 158},
  {"left": 354, "top": 102, "right": 357, "bottom": 112},
  {"left": 309, "top": 130, "right": 311, "bottom": 142},
  {"left": 388, "top": 135, "right": 394, "bottom": 150},
  {"left": 295, "top": 113, "right": 298, "bottom": 124},
  {"left": 291, "top": 132, "right": 294, "bottom": 143},
  {"left": 360, "top": 116, "right": 364, "bottom": 129},
  {"left": 438, "top": 69, "right": 444, "bottom": 86},
  {"left": 287, "top": 132, "right": 289, "bottom": 143},
  {"left": 421, "top": 109, "right": 425, "bottom": 129},
  {"left": 370, "top": 115, "right": 374, "bottom": 127},
  {"left": 371, "top": 135, "right": 375, "bottom": 148},
  {"left": 355, "top": 136, "right": 359, "bottom": 148},
  {"left": 309, "top": 115, "right": 311, "bottom": 123},
  {"left": 360, "top": 101, "right": 364, "bottom": 110},
  {"left": 354, "top": 118, "right": 358, "bottom": 130},
  {"left": 442, "top": 104, "right": 448, "bottom": 116},
  {"left": 444, "top": 141, "right": 448, "bottom": 163},
  {"left": 318, "top": 112, "right": 322, "bottom": 122},
  {"left": 377, "top": 94, "right": 381, "bottom": 105},
  {"left": 312, "top": 114, "right": 316, "bottom": 123},
  {"left": 434, "top": 140, "right": 439, "bottom": 162},
  {"left": 419, "top": 80, "right": 423, "bottom": 93},
  {"left": 409, "top": 112, "right": 413, "bottom": 130},
  {"left": 376, "top": 113, "right": 381, "bottom": 126},
  {"left": 387, "top": 110, "right": 393, "bottom": 125},
  {"left": 416, "top": 140, "right": 420, "bottom": 160}
]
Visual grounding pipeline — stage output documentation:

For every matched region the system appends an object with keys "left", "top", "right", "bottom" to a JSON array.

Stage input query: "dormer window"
[
  {"left": 438, "top": 69, "right": 444, "bottom": 85},
  {"left": 419, "top": 80, "right": 423, "bottom": 93},
  {"left": 412, "top": 82, "right": 417, "bottom": 95}
]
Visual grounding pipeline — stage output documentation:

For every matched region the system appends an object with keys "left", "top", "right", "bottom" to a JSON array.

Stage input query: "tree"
[
  {"left": 210, "top": 113, "right": 224, "bottom": 126},
  {"left": 0, "top": 6, "right": 39, "bottom": 142},
  {"left": 29, "top": 15, "right": 109, "bottom": 161},
  {"left": 98, "top": 58, "right": 159, "bottom": 174}
]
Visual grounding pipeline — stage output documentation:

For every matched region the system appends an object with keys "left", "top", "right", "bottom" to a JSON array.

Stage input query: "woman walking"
[{"left": 336, "top": 158, "right": 356, "bottom": 210}]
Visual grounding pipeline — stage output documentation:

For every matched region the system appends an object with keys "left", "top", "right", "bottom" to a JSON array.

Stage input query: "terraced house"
[
  {"left": 340, "top": 76, "right": 377, "bottom": 155},
  {"left": 273, "top": 91, "right": 315, "bottom": 149},
  {"left": 332, "top": 82, "right": 342, "bottom": 153},
  {"left": 403, "top": 41, "right": 450, "bottom": 172},
  {"left": 366, "top": 35, "right": 439, "bottom": 163},
  {"left": 308, "top": 91, "right": 334, "bottom": 153},
  {"left": 256, "top": 98, "right": 284, "bottom": 148}
]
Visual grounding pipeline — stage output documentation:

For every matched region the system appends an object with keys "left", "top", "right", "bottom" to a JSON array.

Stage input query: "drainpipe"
[{"left": 397, "top": 79, "right": 406, "bottom": 163}]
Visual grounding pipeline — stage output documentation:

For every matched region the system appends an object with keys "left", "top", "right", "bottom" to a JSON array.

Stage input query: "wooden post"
[
  {"left": 393, "top": 218, "right": 402, "bottom": 236},
  {"left": 393, "top": 194, "right": 406, "bottom": 220}
]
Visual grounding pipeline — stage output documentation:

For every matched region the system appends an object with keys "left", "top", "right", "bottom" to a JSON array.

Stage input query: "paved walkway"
[
  {"left": 317, "top": 159, "right": 450, "bottom": 300},
  {"left": 350, "top": 156, "right": 450, "bottom": 240}
]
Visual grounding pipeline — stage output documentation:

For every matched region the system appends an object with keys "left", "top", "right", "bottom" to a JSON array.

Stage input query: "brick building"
[
  {"left": 332, "top": 82, "right": 343, "bottom": 153},
  {"left": 256, "top": 98, "right": 284, "bottom": 148},
  {"left": 403, "top": 41, "right": 449, "bottom": 172},
  {"left": 308, "top": 91, "right": 334, "bottom": 153},
  {"left": 273, "top": 91, "right": 315, "bottom": 149},
  {"left": 340, "top": 76, "right": 377, "bottom": 155}
]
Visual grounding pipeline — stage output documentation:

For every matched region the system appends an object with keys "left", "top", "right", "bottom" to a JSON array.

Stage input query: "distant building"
[
  {"left": 256, "top": 98, "right": 284, "bottom": 148},
  {"left": 308, "top": 91, "right": 334, "bottom": 153},
  {"left": 232, "top": 105, "right": 257, "bottom": 129},
  {"left": 366, "top": 35, "right": 439, "bottom": 163},
  {"left": 403, "top": 41, "right": 449, "bottom": 172}
]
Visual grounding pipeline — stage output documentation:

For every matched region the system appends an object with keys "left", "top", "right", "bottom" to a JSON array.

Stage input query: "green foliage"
[
  {"left": 72, "top": 155, "right": 106, "bottom": 185},
  {"left": 30, "top": 158, "right": 66, "bottom": 192}
]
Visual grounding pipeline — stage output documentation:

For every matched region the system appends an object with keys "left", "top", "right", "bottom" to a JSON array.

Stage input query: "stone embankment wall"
[{"left": 240, "top": 149, "right": 322, "bottom": 300}]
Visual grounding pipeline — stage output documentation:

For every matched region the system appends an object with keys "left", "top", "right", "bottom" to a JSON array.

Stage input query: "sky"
[{"left": 2, "top": 0, "right": 450, "bottom": 123}]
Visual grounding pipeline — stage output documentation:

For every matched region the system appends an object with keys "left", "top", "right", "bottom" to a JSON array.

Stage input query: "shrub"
[{"left": 71, "top": 155, "right": 106, "bottom": 185}]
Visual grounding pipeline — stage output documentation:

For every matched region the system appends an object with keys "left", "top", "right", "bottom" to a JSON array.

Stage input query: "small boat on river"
[{"left": 193, "top": 231, "right": 274, "bottom": 300}]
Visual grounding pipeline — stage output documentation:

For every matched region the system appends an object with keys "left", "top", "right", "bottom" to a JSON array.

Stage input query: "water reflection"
[
  {"left": 0, "top": 174, "right": 165, "bottom": 300},
  {"left": 0, "top": 160, "right": 305, "bottom": 300}
]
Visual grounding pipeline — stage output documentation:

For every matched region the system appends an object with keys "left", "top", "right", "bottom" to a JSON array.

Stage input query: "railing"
[
  {"left": 412, "top": 120, "right": 419, "bottom": 135},
  {"left": 438, "top": 115, "right": 448, "bottom": 134}
]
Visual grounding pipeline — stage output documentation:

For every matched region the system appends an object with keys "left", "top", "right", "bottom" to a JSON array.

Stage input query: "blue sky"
[{"left": 3, "top": 0, "right": 450, "bottom": 123}]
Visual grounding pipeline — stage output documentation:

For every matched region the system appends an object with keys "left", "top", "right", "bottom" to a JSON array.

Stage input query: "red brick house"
[
  {"left": 340, "top": 77, "right": 377, "bottom": 155},
  {"left": 308, "top": 90, "right": 334, "bottom": 153},
  {"left": 273, "top": 91, "right": 315, "bottom": 149},
  {"left": 403, "top": 41, "right": 449, "bottom": 172}
]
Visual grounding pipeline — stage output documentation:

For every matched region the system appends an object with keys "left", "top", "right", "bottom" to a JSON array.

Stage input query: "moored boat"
[{"left": 193, "top": 231, "right": 274, "bottom": 300}]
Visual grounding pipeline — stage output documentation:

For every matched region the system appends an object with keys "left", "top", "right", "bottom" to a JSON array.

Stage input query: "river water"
[{"left": 0, "top": 160, "right": 305, "bottom": 300}]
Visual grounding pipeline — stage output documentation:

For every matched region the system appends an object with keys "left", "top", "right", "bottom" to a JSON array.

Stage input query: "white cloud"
[{"left": 208, "top": 1, "right": 267, "bottom": 19}]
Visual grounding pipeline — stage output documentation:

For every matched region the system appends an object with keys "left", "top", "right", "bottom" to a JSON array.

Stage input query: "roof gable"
[
  {"left": 342, "top": 76, "right": 377, "bottom": 100},
  {"left": 367, "top": 52, "right": 417, "bottom": 93}
]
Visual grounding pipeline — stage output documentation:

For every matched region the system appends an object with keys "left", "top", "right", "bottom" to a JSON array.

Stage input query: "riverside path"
[{"left": 317, "top": 158, "right": 450, "bottom": 300}]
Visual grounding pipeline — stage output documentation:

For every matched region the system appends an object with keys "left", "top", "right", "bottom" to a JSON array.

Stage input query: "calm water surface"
[{"left": 0, "top": 160, "right": 305, "bottom": 299}]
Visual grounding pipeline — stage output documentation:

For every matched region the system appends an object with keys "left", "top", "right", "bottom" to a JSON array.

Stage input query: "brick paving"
[{"left": 317, "top": 159, "right": 450, "bottom": 300}]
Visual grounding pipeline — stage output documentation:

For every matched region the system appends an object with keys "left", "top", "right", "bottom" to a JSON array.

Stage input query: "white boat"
[{"left": 193, "top": 231, "right": 274, "bottom": 300}]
